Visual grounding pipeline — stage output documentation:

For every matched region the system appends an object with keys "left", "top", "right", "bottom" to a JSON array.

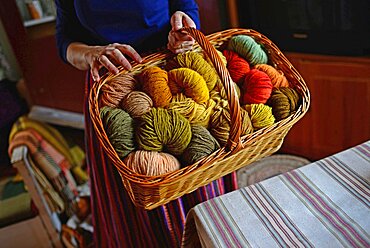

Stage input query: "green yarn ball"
[
  {"left": 181, "top": 125, "right": 220, "bottom": 166},
  {"left": 243, "top": 104, "right": 275, "bottom": 130},
  {"left": 100, "top": 106, "right": 136, "bottom": 159},
  {"left": 136, "top": 108, "right": 192, "bottom": 156},
  {"left": 227, "top": 35, "right": 268, "bottom": 66}
]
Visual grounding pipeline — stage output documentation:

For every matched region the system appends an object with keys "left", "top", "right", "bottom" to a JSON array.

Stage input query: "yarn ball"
[
  {"left": 211, "top": 79, "right": 241, "bottom": 100},
  {"left": 100, "top": 106, "right": 135, "bottom": 159},
  {"left": 140, "top": 66, "right": 172, "bottom": 108},
  {"left": 123, "top": 150, "right": 181, "bottom": 176},
  {"left": 227, "top": 35, "right": 268, "bottom": 66},
  {"left": 168, "top": 68, "right": 209, "bottom": 104},
  {"left": 210, "top": 102, "right": 253, "bottom": 146},
  {"left": 254, "top": 64, "right": 289, "bottom": 88},
  {"left": 223, "top": 50, "right": 250, "bottom": 84},
  {"left": 120, "top": 91, "right": 153, "bottom": 119},
  {"left": 268, "top": 87, "right": 300, "bottom": 121},
  {"left": 166, "top": 52, "right": 218, "bottom": 91},
  {"left": 241, "top": 69, "right": 273, "bottom": 105},
  {"left": 168, "top": 93, "right": 216, "bottom": 128},
  {"left": 243, "top": 104, "right": 275, "bottom": 130},
  {"left": 100, "top": 74, "right": 136, "bottom": 107},
  {"left": 203, "top": 49, "right": 228, "bottom": 68},
  {"left": 136, "top": 108, "right": 192, "bottom": 156},
  {"left": 181, "top": 125, "right": 220, "bottom": 166}
]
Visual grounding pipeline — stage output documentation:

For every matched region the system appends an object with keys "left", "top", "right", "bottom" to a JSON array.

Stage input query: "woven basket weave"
[{"left": 89, "top": 28, "right": 310, "bottom": 210}]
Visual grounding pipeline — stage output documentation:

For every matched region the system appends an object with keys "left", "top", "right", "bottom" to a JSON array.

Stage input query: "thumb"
[
  {"left": 171, "top": 12, "right": 183, "bottom": 31},
  {"left": 182, "top": 13, "right": 196, "bottom": 28}
]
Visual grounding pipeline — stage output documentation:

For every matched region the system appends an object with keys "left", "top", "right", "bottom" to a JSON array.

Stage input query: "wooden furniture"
[
  {"left": 280, "top": 53, "right": 370, "bottom": 161},
  {"left": 0, "top": 0, "right": 86, "bottom": 113}
]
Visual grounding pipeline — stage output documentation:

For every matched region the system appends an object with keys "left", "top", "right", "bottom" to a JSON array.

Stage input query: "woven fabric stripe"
[
  {"left": 282, "top": 170, "right": 370, "bottom": 247},
  {"left": 206, "top": 198, "right": 249, "bottom": 247},
  {"left": 254, "top": 184, "right": 313, "bottom": 247},
  {"left": 201, "top": 199, "right": 240, "bottom": 247},
  {"left": 289, "top": 170, "right": 370, "bottom": 246},
  {"left": 197, "top": 204, "right": 230, "bottom": 247},
  {"left": 317, "top": 159, "right": 370, "bottom": 208},
  {"left": 215, "top": 197, "right": 251, "bottom": 247},
  {"left": 84, "top": 73, "right": 238, "bottom": 247},
  {"left": 240, "top": 187, "right": 289, "bottom": 247},
  {"left": 354, "top": 142, "right": 370, "bottom": 163},
  {"left": 242, "top": 185, "right": 311, "bottom": 248},
  {"left": 331, "top": 155, "right": 370, "bottom": 192}
]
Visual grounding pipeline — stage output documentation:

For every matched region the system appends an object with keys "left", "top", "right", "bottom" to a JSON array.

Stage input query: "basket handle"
[{"left": 181, "top": 27, "right": 242, "bottom": 152}]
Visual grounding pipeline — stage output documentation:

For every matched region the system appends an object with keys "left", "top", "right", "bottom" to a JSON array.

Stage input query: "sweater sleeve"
[
  {"left": 55, "top": 0, "right": 98, "bottom": 63},
  {"left": 170, "top": 0, "right": 201, "bottom": 29}
]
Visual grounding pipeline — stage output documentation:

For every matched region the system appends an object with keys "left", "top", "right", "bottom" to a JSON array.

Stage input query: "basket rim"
[{"left": 88, "top": 28, "right": 311, "bottom": 186}]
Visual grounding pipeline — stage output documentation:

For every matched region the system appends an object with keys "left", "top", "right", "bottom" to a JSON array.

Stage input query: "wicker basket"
[{"left": 89, "top": 28, "right": 310, "bottom": 210}]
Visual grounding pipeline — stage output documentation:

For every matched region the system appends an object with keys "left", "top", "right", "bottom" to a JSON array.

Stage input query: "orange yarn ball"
[
  {"left": 222, "top": 50, "right": 250, "bottom": 85},
  {"left": 254, "top": 64, "right": 289, "bottom": 88},
  {"left": 140, "top": 66, "right": 172, "bottom": 108},
  {"left": 123, "top": 150, "right": 180, "bottom": 176},
  {"left": 241, "top": 69, "right": 273, "bottom": 105},
  {"left": 100, "top": 74, "right": 136, "bottom": 107}
]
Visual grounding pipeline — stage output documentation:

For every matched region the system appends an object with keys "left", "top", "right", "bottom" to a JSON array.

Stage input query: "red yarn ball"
[
  {"left": 241, "top": 69, "right": 273, "bottom": 105},
  {"left": 222, "top": 50, "right": 250, "bottom": 85}
]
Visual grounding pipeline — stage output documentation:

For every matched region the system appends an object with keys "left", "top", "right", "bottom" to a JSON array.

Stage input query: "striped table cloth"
[{"left": 182, "top": 141, "right": 370, "bottom": 248}]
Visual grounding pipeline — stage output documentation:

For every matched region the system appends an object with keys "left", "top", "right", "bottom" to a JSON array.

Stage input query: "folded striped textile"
[
  {"left": 27, "top": 154, "right": 65, "bottom": 213},
  {"left": 9, "top": 116, "right": 88, "bottom": 183},
  {"left": 182, "top": 140, "right": 370, "bottom": 248},
  {"left": 8, "top": 128, "right": 78, "bottom": 214}
]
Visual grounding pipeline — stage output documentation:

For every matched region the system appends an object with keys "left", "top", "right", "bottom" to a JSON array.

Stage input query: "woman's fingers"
[
  {"left": 115, "top": 44, "right": 143, "bottom": 64},
  {"left": 104, "top": 44, "right": 142, "bottom": 70},
  {"left": 167, "top": 30, "right": 194, "bottom": 53},
  {"left": 91, "top": 43, "right": 143, "bottom": 81},
  {"left": 91, "top": 62, "right": 101, "bottom": 82},
  {"left": 99, "top": 54, "right": 119, "bottom": 74}
]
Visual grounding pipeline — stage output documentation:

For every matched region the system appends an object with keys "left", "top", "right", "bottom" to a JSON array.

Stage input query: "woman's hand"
[
  {"left": 67, "top": 42, "right": 142, "bottom": 82},
  {"left": 167, "top": 11, "right": 196, "bottom": 54}
]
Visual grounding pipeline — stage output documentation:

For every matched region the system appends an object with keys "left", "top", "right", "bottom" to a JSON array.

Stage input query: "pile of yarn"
[
  {"left": 223, "top": 34, "right": 301, "bottom": 130},
  {"left": 98, "top": 32, "right": 301, "bottom": 176}
]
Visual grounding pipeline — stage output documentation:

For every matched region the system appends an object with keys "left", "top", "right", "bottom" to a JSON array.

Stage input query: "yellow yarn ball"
[
  {"left": 167, "top": 51, "right": 219, "bottom": 91},
  {"left": 140, "top": 66, "right": 172, "bottom": 108},
  {"left": 210, "top": 96, "right": 253, "bottom": 145},
  {"left": 211, "top": 79, "right": 241, "bottom": 100},
  {"left": 243, "top": 104, "right": 275, "bottom": 130},
  {"left": 168, "top": 93, "right": 216, "bottom": 128},
  {"left": 168, "top": 68, "right": 209, "bottom": 104}
]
